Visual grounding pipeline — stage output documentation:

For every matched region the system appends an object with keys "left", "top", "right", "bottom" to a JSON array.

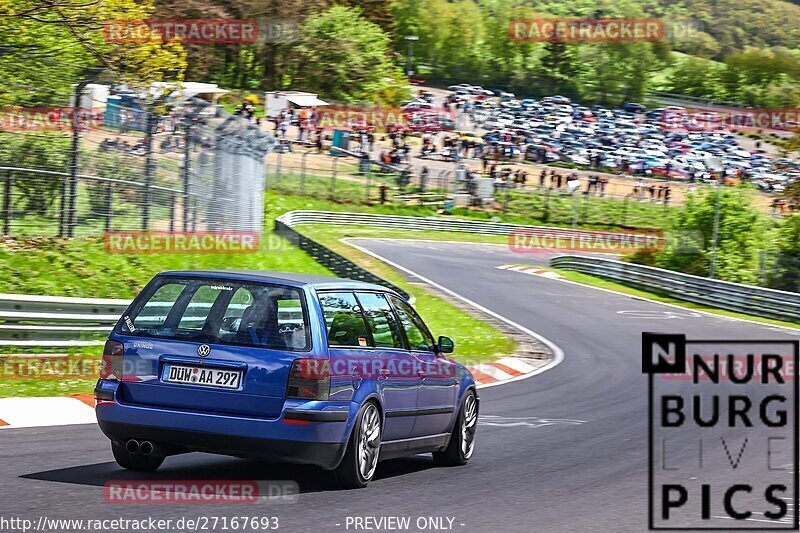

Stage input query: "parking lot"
[{"left": 410, "top": 84, "right": 798, "bottom": 197}]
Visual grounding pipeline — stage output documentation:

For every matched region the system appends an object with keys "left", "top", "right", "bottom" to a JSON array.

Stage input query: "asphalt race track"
[{"left": 1, "top": 239, "right": 798, "bottom": 532}]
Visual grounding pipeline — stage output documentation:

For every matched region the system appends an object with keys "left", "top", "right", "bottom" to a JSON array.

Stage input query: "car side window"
[
  {"left": 319, "top": 292, "right": 370, "bottom": 348},
  {"left": 389, "top": 296, "right": 436, "bottom": 352},
  {"left": 355, "top": 292, "right": 405, "bottom": 350}
]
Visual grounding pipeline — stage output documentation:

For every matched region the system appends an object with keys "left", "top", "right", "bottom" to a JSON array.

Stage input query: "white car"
[{"left": 497, "top": 114, "right": 516, "bottom": 127}]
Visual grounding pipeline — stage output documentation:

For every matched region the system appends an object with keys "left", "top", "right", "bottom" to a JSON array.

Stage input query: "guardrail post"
[{"left": 2, "top": 170, "right": 11, "bottom": 236}]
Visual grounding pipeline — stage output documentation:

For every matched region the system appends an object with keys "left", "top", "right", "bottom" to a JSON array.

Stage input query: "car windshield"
[{"left": 117, "top": 277, "right": 310, "bottom": 351}]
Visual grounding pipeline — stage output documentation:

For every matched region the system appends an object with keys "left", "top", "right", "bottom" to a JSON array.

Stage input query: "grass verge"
[{"left": 548, "top": 268, "right": 800, "bottom": 330}]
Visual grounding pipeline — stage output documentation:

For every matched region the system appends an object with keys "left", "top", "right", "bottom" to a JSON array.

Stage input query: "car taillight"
[
  {"left": 100, "top": 340, "right": 124, "bottom": 380},
  {"left": 286, "top": 358, "right": 329, "bottom": 400}
]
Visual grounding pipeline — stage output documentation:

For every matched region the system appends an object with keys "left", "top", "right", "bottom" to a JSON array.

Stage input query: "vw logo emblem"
[{"left": 197, "top": 344, "right": 211, "bottom": 357}]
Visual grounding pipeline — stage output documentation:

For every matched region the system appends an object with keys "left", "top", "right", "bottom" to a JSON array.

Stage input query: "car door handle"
[{"left": 378, "top": 369, "right": 391, "bottom": 380}]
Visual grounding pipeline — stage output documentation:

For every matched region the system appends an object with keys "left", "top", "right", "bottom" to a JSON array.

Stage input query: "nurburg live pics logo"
[{"left": 642, "top": 332, "right": 800, "bottom": 530}]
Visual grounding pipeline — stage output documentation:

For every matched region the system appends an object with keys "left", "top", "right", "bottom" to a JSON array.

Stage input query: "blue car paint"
[{"left": 96, "top": 271, "right": 477, "bottom": 470}]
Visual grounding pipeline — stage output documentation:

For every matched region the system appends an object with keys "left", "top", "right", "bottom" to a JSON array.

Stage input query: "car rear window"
[{"left": 117, "top": 277, "right": 310, "bottom": 351}]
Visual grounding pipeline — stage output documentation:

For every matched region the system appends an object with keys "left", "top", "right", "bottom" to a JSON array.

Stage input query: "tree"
[
  {"left": 292, "top": 6, "right": 407, "bottom": 105},
  {"left": 769, "top": 215, "right": 800, "bottom": 292},
  {"left": 535, "top": 38, "right": 580, "bottom": 99},
  {"left": 0, "top": 0, "right": 187, "bottom": 106},
  {"left": 666, "top": 57, "right": 720, "bottom": 98},
  {"left": 652, "top": 187, "right": 768, "bottom": 285}
]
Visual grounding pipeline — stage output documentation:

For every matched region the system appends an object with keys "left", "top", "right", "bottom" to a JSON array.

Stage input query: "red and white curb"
[
  {"left": 468, "top": 356, "right": 543, "bottom": 387},
  {"left": 497, "top": 264, "right": 562, "bottom": 280},
  {"left": 0, "top": 394, "right": 96, "bottom": 429},
  {"left": 0, "top": 356, "right": 542, "bottom": 429}
]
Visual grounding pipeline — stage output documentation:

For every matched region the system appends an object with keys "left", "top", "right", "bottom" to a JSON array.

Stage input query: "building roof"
[{"left": 285, "top": 94, "right": 329, "bottom": 107}]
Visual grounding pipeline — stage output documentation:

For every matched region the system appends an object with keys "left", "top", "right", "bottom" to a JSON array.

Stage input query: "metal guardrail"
[
  {"left": 0, "top": 297, "right": 301, "bottom": 347},
  {"left": 550, "top": 255, "right": 800, "bottom": 323},
  {"left": 275, "top": 214, "right": 411, "bottom": 300},
  {"left": 646, "top": 91, "right": 748, "bottom": 109},
  {"left": 0, "top": 293, "right": 130, "bottom": 346},
  {"left": 276, "top": 209, "right": 660, "bottom": 241}
]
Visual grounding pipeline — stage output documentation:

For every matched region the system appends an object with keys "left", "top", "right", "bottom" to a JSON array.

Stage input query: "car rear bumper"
[
  {"left": 95, "top": 382, "right": 353, "bottom": 470},
  {"left": 98, "top": 420, "right": 347, "bottom": 470}
]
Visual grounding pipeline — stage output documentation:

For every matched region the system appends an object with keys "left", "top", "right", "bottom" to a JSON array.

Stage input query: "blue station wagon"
[{"left": 95, "top": 271, "right": 478, "bottom": 488}]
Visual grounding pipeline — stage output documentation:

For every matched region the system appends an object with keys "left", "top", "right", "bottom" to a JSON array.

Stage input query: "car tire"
[
  {"left": 433, "top": 389, "right": 477, "bottom": 467},
  {"left": 334, "top": 401, "right": 381, "bottom": 489},
  {"left": 111, "top": 442, "right": 165, "bottom": 472}
]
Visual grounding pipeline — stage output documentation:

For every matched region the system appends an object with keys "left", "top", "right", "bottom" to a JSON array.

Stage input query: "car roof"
[{"left": 157, "top": 270, "right": 398, "bottom": 294}]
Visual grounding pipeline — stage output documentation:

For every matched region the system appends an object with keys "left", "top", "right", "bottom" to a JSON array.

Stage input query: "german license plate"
[{"left": 162, "top": 364, "right": 242, "bottom": 389}]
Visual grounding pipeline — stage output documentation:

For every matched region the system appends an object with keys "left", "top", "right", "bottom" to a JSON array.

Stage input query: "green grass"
[{"left": 0, "top": 354, "right": 99, "bottom": 398}]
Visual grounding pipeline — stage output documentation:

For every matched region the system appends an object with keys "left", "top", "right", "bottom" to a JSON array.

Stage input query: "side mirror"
[{"left": 437, "top": 336, "right": 454, "bottom": 354}]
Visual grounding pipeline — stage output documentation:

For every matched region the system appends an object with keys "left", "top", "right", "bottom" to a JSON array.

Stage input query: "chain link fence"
[
  {"left": 263, "top": 146, "right": 675, "bottom": 230},
  {"left": 0, "top": 89, "right": 275, "bottom": 237}
]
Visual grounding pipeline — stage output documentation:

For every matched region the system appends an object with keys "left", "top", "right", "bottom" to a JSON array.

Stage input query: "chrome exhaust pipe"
[
  {"left": 139, "top": 441, "right": 154, "bottom": 456},
  {"left": 126, "top": 439, "right": 140, "bottom": 454}
]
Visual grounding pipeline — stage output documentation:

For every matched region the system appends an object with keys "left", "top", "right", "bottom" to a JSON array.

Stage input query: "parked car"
[
  {"left": 622, "top": 102, "right": 647, "bottom": 113},
  {"left": 95, "top": 271, "right": 478, "bottom": 488},
  {"left": 402, "top": 101, "right": 433, "bottom": 112}
]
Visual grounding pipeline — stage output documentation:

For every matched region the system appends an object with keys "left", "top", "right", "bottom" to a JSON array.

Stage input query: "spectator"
[{"left": 315, "top": 132, "right": 323, "bottom": 153}]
